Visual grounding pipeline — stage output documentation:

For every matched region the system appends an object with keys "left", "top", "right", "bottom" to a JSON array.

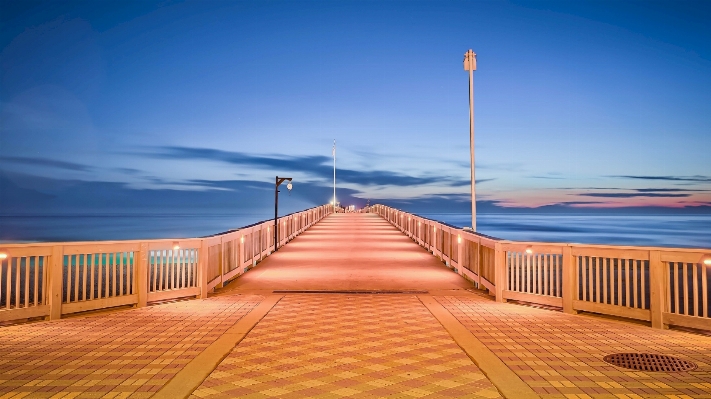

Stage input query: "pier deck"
[{"left": 1, "top": 213, "right": 710, "bottom": 398}]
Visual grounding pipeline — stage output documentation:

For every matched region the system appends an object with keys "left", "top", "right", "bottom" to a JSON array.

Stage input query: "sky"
[{"left": 1, "top": 0, "right": 711, "bottom": 216}]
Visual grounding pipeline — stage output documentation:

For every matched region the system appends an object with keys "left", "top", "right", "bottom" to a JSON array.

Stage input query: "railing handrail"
[
  {"left": 0, "top": 204, "right": 333, "bottom": 324},
  {"left": 370, "top": 203, "right": 711, "bottom": 331}
]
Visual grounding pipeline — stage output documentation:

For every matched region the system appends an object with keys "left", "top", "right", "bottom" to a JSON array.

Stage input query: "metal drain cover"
[{"left": 603, "top": 353, "right": 697, "bottom": 372}]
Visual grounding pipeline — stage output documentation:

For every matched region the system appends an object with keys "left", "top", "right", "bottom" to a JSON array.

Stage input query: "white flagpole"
[{"left": 333, "top": 140, "right": 336, "bottom": 213}]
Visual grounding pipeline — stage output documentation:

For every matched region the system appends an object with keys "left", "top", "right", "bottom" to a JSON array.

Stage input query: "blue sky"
[{"left": 1, "top": 0, "right": 710, "bottom": 215}]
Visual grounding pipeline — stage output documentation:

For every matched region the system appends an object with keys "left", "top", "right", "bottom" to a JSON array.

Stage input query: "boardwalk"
[{"left": 1, "top": 213, "right": 711, "bottom": 399}]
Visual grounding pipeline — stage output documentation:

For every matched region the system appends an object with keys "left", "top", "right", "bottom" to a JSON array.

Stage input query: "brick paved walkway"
[
  {"left": 437, "top": 295, "right": 711, "bottom": 399},
  {"left": 0, "top": 294, "right": 262, "bottom": 398},
  {"left": 191, "top": 295, "right": 500, "bottom": 399}
]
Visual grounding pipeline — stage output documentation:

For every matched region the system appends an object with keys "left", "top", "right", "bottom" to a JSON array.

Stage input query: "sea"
[{"left": 1, "top": 212, "right": 710, "bottom": 249}]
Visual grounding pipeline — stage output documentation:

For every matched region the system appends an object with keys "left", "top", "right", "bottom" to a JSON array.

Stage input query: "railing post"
[
  {"left": 137, "top": 242, "right": 148, "bottom": 308},
  {"left": 238, "top": 235, "right": 245, "bottom": 270},
  {"left": 649, "top": 250, "right": 666, "bottom": 329},
  {"left": 562, "top": 245, "right": 577, "bottom": 314},
  {"left": 48, "top": 245, "right": 64, "bottom": 320},
  {"left": 457, "top": 233, "right": 463, "bottom": 275},
  {"left": 494, "top": 242, "right": 506, "bottom": 302},
  {"left": 198, "top": 239, "right": 208, "bottom": 298},
  {"left": 217, "top": 238, "right": 225, "bottom": 289}
]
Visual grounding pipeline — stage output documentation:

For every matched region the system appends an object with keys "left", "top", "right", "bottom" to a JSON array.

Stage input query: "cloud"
[
  {"left": 576, "top": 192, "right": 692, "bottom": 198},
  {"left": 145, "top": 146, "right": 470, "bottom": 187},
  {"left": 554, "top": 201, "right": 609, "bottom": 205},
  {"left": 0, "top": 156, "right": 90, "bottom": 171},
  {"left": 612, "top": 175, "right": 711, "bottom": 182}
]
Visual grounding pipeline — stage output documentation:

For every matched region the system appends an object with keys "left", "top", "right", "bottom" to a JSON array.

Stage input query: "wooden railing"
[
  {"left": 370, "top": 204, "right": 711, "bottom": 331},
  {"left": 0, "top": 204, "right": 331, "bottom": 323}
]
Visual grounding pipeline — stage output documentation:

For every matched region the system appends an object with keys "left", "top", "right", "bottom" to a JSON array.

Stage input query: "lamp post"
[
  {"left": 463, "top": 49, "right": 477, "bottom": 231},
  {"left": 274, "top": 176, "right": 293, "bottom": 252}
]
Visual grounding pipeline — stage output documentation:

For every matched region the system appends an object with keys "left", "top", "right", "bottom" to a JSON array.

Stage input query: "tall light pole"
[
  {"left": 464, "top": 49, "right": 477, "bottom": 231},
  {"left": 332, "top": 139, "right": 336, "bottom": 213},
  {"left": 274, "top": 176, "right": 292, "bottom": 252}
]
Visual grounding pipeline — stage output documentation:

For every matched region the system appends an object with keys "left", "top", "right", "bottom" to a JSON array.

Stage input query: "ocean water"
[
  {"left": 1, "top": 212, "right": 710, "bottom": 249},
  {"left": 0, "top": 213, "right": 273, "bottom": 243},
  {"left": 420, "top": 213, "right": 711, "bottom": 249}
]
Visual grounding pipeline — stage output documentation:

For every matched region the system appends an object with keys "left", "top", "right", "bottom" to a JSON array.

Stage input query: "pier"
[{"left": 1, "top": 209, "right": 710, "bottom": 398}]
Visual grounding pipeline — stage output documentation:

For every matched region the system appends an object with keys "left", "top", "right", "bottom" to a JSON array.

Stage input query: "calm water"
[
  {"left": 420, "top": 213, "right": 711, "bottom": 249},
  {"left": 1, "top": 212, "right": 710, "bottom": 249},
  {"left": 0, "top": 213, "right": 273, "bottom": 243}
]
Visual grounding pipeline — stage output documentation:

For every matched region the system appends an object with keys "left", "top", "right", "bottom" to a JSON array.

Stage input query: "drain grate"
[{"left": 603, "top": 353, "right": 697, "bottom": 372}]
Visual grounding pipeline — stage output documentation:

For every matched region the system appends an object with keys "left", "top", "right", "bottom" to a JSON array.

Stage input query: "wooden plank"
[
  {"left": 222, "top": 267, "right": 242, "bottom": 282},
  {"left": 617, "top": 258, "right": 622, "bottom": 307},
  {"left": 692, "top": 263, "right": 699, "bottom": 317},
  {"left": 0, "top": 305, "right": 50, "bottom": 322},
  {"left": 480, "top": 277, "right": 495, "bottom": 294},
  {"left": 602, "top": 257, "right": 608, "bottom": 304},
  {"left": 663, "top": 312, "right": 711, "bottom": 331},
  {"left": 573, "top": 300, "right": 651, "bottom": 321},
  {"left": 683, "top": 263, "right": 689, "bottom": 315},
  {"left": 63, "top": 243, "right": 140, "bottom": 255},
  {"left": 61, "top": 294, "right": 138, "bottom": 314},
  {"left": 501, "top": 243, "right": 564, "bottom": 254},
  {"left": 625, "top": 259, "right": 631, "bottom": 308},
  {"left": 649, "top": 251, "right": 665, "bottom": 329},
  {"left": 633, "top": 260, "right": 639, "bottom": 308},
  {"left": 147, "top": 287, "right": 200, "bottom": 303},
  {"left": 0, "top": 247, "right": 53, "bottom": 257},
  {"left": 24, "top": 257, "right": 30, "bottom": 307},
  {"left": 48, "top": 246, "right": 63, "bottom": 320},
  {"left": 704, "top": 265, "right": 708, "bottom": 318},
  {"left": 503, "top": 290, "right": 563, "bottom": 307},
  {"left": 33, "top": 257, "right": 40, "bottom": 306},
  {"left": 572, "top": 247, "right": 649, "bottom": 260},
  {"left": 660, "top": 251, "right": 708, "bottom": 264}
]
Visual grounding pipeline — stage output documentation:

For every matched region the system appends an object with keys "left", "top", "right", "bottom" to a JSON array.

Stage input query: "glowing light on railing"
[
  {"left": 240, "top": 236, "right": 244, "bottom": 243},
  {"left": 0, "top": 253, "right": 7, "bottom": 260},
  {"left": 457, "top": 235, "right": 461, "bottom": 244},
  {"left": 525, "top": 247, "right": 533, "bottom": 254},
  {"left": 173, "top": 242, "right": 180, "bottom": 250},
  {"left": 703, "top": 255, "right": 711, "bottom": 266}
]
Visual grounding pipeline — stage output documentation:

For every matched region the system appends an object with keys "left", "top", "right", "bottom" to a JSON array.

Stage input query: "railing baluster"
[
  {"left": 693, "top": 263, "right": 699, "bottom": 317},
  {"left": 602, "top": 257, "right": 608, "bottom": 304},
  {"left": 682, "top": 262, "right": 689, "bottom": 315},
  {"left": 24, "top": 257, "right": 30, "bottom": 307},
  {"left": 617, "top": 259, "right": 623, "bottom": 306},
  {"left": 641, "top": 260, "right": 646, "bottom": 309},
  {"left": 633, "top": 260, "right": 639, "bottom": 308},
  {"left": 703, "top": 264, "right": 708, "bottom": 318},
  {"left": 34, "top": 257, "right": 40, "bottom": 306}
]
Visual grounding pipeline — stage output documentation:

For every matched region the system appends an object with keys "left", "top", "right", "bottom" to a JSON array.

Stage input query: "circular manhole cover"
[{"left": 603, "top": 353, "right": 697, "bottom": 372}]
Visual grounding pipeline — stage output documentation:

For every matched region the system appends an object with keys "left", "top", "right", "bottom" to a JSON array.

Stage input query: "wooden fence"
[
  {"left": 371, "top": 204, "right": 711, "bottom": 331},
  {"left": 0, "top": 205, "right": 331, "bottom": 323}
]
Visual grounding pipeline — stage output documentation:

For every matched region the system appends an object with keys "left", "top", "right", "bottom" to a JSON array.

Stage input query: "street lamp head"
[
  {"left": 463, "top": 49, "right": 477, "bottom": 71},
  {"left": 287, "top": 182, "right": 293, "bottom": 191}
]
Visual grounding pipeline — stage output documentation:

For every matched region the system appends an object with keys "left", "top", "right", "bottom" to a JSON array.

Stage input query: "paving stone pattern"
[
  {"left": 191, "top": 294, "right": 502, "bottom": 399},
  {"left": 0, "top": 294, "right": 262, "bottom": 399},
  {"left": 437, "top": 295, "right": 711, "bottom": 399}
]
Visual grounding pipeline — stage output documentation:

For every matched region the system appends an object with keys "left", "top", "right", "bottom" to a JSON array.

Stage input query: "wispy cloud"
[
  {"left": 144, "top": 146, "right": 470, "bottom": 187},
  {"left": 0, "top": 156, "right": 90, "bottom": 171},
  {"left": 576, "top": 193, "right": 692, "bottom": 198},
  {"left": 612, "top": 175, "right": 711, "bottom": 182}
]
